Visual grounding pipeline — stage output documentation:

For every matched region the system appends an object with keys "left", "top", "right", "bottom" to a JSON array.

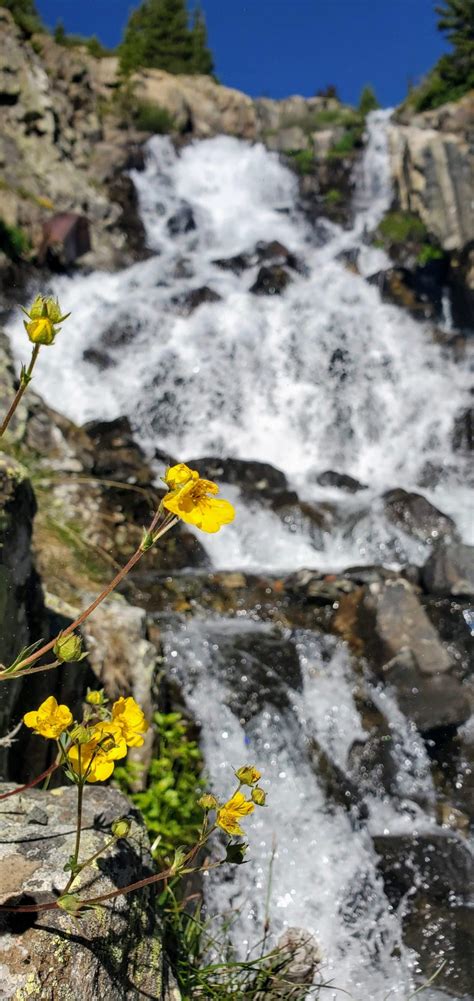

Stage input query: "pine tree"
[
  {"left": 410, "top": 0, "right": 474, "bottom": 109},
  {"left": 358, "top": 84, "right": 380, "bottom": 115},
  {"left": 120, "top": 0, "right": 197, "bottom": 76},
  {"left": 190, "top": 6, "right": 214, "bottom": 75}
]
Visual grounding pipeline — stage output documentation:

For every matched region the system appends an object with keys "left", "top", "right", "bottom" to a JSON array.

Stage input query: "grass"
[
  {"left": 132, "top": 101, "right": 175, "bottom": 134},
  {"left": 376, "top": 210, "right": 428, "bottom": 244},
  {"left": 324, "top": 188, "right": 344, "bottom": 205},
  {"left": 285, "top": 148, "right": 315, "bottom": 175}
]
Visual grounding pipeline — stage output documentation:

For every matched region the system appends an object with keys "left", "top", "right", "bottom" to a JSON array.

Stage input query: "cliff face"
[{"left": 389, "top": 94, "right": 474, "bottom": 252}]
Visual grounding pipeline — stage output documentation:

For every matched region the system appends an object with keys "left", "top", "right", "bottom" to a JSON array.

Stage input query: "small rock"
[
  {"left": 167, "top": 203, "right": 196, "bottom": 235},
  {"left": 82, "top": 347, "right": 116, "bottom": 370},
  {"left": 316, "top": 469, "right": 368, "bottom": 493},
  {"left": 172, "top": 285, "right": 221, "bottom": 313},
  {"left": 250, "top": 264, "right": 292, "bottom": 295},
  {"left": 452, "top": 406, "right": 473, "bottom": 453}
]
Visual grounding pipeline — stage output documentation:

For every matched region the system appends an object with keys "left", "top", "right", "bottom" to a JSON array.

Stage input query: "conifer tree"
[
  {"left": 120, "top": 0, "right": 201, "bottom": 76},
  {"left": 3, "top": 0, "right": 42, "bottom": 35},
  {"left": 190, "top": 6, "right": 214, "bottom": 75},
  {"left": 358, "top": 84, "right": 379, "bottom": 115},
  {"left": 435, "top": 0, "right": 474, "bottom": 71}
]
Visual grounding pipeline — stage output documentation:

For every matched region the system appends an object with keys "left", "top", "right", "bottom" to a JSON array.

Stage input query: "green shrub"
[
  {"left": 3, "top": 0, "right": 42, "bottom": 35},
  {"left": 0, "top": 219, "right": 30, "bottom": 259},
  {"left": 416, "top": 243, "right": 445, "bottom": 266},
  {"left": 377, "top": 211, "right": 428, "bottom": 244},
  {"left": 358, "top": 84, "right": 379, "bottom": 115},
  {"left": 132, "top": 100, "right": 175, "bottom": 133},
  {"left": 404, "top": 0, "right": 474, "bottom": 111},
  {"left": 282, "top": 106, "right": 363, "bottom": 136},
  {"left": 328, "top": 127, "right": 363, "bottom": 158},
  {"left": 324, "top": 188, "right": 343, "bottom": 205},
  {"left": 285, "top": 148, "right": 315, "bottom": 175},
  {"left": 115, "top": 710, "right": 205, "bottom": 863}
]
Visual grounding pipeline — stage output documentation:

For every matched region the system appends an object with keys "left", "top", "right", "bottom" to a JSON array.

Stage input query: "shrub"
[
  {"left": 416, "top": 243, "right": 446, "bottom": 266},
  {"left": 2, "top": 0, "right": 42, "bottom": 35},
  {"left": 132, "top": 100, "right": 176, "bottom": 133},
  {"left": 285, "top": 148, "right": 315, "bottom": 175},
  {"left": 324, "top": 188, "right": 343, "bottom": 205},
  {"left": 0, "top": 218, "right": 30, "bottom": 259},
  {"left": 328, "top": 127, "right": 363, "bottom": 158},
  {"left": 358, "top": 84, "right": 379, "bottom": 116},
  {"left": 377, "top": 211, "right": 428, "bottom": 244}
]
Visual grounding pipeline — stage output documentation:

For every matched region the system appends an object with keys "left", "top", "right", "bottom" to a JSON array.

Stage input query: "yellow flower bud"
[
  {"left": 24, "top": 317, "right": 55, "bottom": 345},
  {"left": 251, "top": 786, "right": 267, "bottom": 806},
  {"left": 21, "top": 295, "right": 70, "bottom": 346},
  {"left": 54, "top": 632, "right": 85, "bottom": 663},
  {"left": 235, "top": 765, "right": 261, "bottom": 787},
  {"left": 86, "top": 689, "right": 104, "bottom": 706},
  {"left": 111, "top": 818, "right": 131, "bottom": 839},
  {"left": 197, "top": 793, "right": 218, "bottom": 811}
]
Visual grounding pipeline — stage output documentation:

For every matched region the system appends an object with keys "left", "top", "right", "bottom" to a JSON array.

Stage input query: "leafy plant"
[
  {"left": 324, "top": 187, "right": 343, "bottom": 205},
  {"left": 328, "top": 127, "right": 363, "bottom": 157},
  {"left": 0, "top": 218, "right": 30, "bottom": 259},
  {"left": 115, "top": 710, "right": 205, "bottom": 862},
  {"left": 285, "top": 148, "right": 315, "bottom": 175},
  {"left": 376, "top": 210, "right": 428, "bottom": 244},
  {"left": 416, "top": 243, "right": 445, "bottom": 266},
  {"left": 132, "top": 100, "right": 176, "bottom": 133},
  {"left": 2, "top": 0, "right": 42, "bottom": 35}
]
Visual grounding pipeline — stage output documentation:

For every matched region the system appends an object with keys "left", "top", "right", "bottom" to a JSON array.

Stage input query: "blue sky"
[{"left": 35, "top": 0, "right": 448, "bottom": 108}]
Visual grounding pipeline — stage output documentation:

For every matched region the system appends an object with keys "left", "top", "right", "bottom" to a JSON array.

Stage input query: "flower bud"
[
  {"left": 251, "top": 786, "right": 266, "bottom": 806},
  {"left": 170, "top": 847, "right": 187, "bottom": 875},
  {"left": 235, "top": 765, "right": 261, "bottom": 787},
  {"left": 69, "top": 724, "right": 95, "bottom": 744},
  {"left": 197, "top": 793, "right": 218, "bottom": 811},
  {"left": 24, "top": 317, "right": 55, "bottom": 345},
  {"left": 111, "top": 818, "right": 131, "bottom": 839},
  {"left": 86, "top": 689, "right": 104, "bottom": 706},
  {"left": 21, "top": 295, "right": 70, "bottom": 346},
  {"left": 54, "top": 632, "right": 85, "bottom": 663}
]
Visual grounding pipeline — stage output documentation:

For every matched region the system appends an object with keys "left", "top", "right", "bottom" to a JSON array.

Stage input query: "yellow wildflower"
[
  {"left": 111, "top": 696, "right": 149, "bottom": 748},
  {"left": 22, "top": 294, "right": 70, "bottom": 346},
  {"left": 235, "top": 765, "right": 261, "bottom": 787},
  {"left": 251, "top": 786, "right": 266, "bottom": 806},
  {"left": 164, "top": 463, "right": 199, "bottom": 490},
  {"left": 85, "top": 689, "right": 104, "bottom": 706},
  {"left": 216, "top": 791, "right": 255, "bottom": 837},
  {"left": 24, "top": 696, "right": 73, "bottom": 739},
  {"left": 198, "top": 793, "right": 219, "bottom": 811},
  {"left": 163, "top": 475, "right": 235, "bottom": 534},
  {"left": 67, "top": 721, "right": 127, "bottom": 783}
]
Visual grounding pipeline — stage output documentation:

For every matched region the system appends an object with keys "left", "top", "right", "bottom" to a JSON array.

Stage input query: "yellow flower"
[
  {"left": 23, "top": 696, "right": 73, "bottom": 739},
  {"left": 216, "top": 791, "right": 255, "bottom": 837},
  {"left": 235, "top": 765, "right": 261, "bottom": 787},
  {"left": 21, "top": 294, "right": 70, "bottom": 346},
  {"left": 164, "top": 463, "right": 199, "bottom": 490},
  {"left": 163, "top": 476, "right": 235, "bottom": 534},
  {"left": 67, "top": 721, "right": 127, "bottom": 783},
  {"left": 111, "top": 696, "right": 149, "bottom": 748},
  {"left": 251, "top": 786, "right": 266, "bottom": 806},
  {"left": 85, "top": 689, "right": 104, "bottom": 706}
]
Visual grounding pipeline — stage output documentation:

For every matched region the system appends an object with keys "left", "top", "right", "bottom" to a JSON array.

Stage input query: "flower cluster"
[
  {"left": 162, "top": 463, "right": 235, "bottom": 534},
  {"left": 22, "top": 295, "right": 70, "bottom": 346},
  {"left": 198, "top": 763, "right": 266, "bottom": 841},
  {"left": 23, "top": 694, "right": 148, "bottom": 784}
]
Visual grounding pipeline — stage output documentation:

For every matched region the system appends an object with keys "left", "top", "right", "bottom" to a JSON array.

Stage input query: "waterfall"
[{"left": 7, "top": 112, "right": 472, "bottom": 572}]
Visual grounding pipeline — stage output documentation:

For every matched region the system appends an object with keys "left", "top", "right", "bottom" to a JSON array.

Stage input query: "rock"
[
  {"left": 384, "top": 650, "right": 470, "bottom": 734},
  {"left": 166, "top": 204, "right": 196, "bottom": 235},
  {"left": 172, "top": 286, "right": 221, "bottom": 314},
  {"left": 84, "top": 416, "right": 152, "bottom": 486},
  {"left": 186, "top": 456, "right": 288, "bottom": 499},
  {"left": 382, "top": 488, "right": 458, "bottom": 545},
  {"left": 213, "top": 252, "right": 252, "bottom": 274},
  {"left": 422, "top": 544, "right": 474, "bottom": 596},
  {"left": 82, "top": 346, "right": 116, "bottom": 370},
  {"left": 255, "top": 927, "right": 322, "bottom": 999},
  {"left": 37, "top": 212, "right": 91, "bottom": 270},
  {"left": 309, "top": 738, "right": 367, "bottom": 819},
  {"left": 367, "top": 267, "right": 439, "bottom": 320},
  {"left": 250, "top": 264, "right": 292, "bottom": 296},
  {"left": 422, "top": 596, "right": 473, "bottom": 680},
  {"left": 316, "top": 470, "right": 368, "bottom": 493},
  {"left": 452, "top": 405, "right": 473, "bottom": 453},
  {"left": 0, "top": 784, "right": 177, "bottom": 1000},
  {"left": 403, "top": 896, "right": 474, "bottom": 997},
  {"left": 389, "top": 95, "right": 474, "bottom": 252},
  {"left": 372, "top": 830, "right": 474, "bottom": 903},
  {"left": 254, "top": 240, "right": 307, "bottom": 275},
  {"left": 449, "top": 239, "right": 474, "bottom": 331}
]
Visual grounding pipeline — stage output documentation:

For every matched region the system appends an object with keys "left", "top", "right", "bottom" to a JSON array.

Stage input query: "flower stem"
[
  {"left": 62, "top": 774, "right": 84, "bottom": 895},
  {"left": 0, "top": 512, "right": 178, "bottom": 681},
  {"left": 0, "top": 759, "right": 60, "bottom": 800},
  {"left": 0, "top": 345, "right": 40, "bottom": 438}
]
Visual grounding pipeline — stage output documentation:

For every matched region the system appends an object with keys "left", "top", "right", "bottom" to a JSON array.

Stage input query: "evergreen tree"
[
  {"left": 358, "top": 84, "right": 380, "bottom": 115},
  {"left": 190, "top": 6, "right": 214, "bottom": 75},
  {"left": 120, "top": 0, "right": 195, "bottom": 75},
  {"left": 3, "top": 0, "right": 42, "bottom": 35}
]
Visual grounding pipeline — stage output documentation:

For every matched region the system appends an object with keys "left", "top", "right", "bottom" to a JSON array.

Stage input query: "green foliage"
[
  {"left": 132, "top": 100, "right": 175, "bottom": 133},
  {"left": 358, "top": 84, "right": 380, "bottom": 115},
  {"left": 406, "top": 0, "right": 474, "bottom": 110},
  {"left": 3, "top": 0, "right": 42, "bottom": 35},
  {"left": 53, "top": 20, "right": 113, "bottom": 56},
  {"left": 119, "top": 0, "right": 214, "bottom": 76},
  {"left": 284, "top": 105, "right": 363, "bottom": 136},
  {"left": 416, "top": 243, "right": 446, "bottom": 266},
  {"left": 328, "top": 127, "right": 363, "bottom": 157},
  {"left": 115, "top": 711, "right": 204, "bottom": 863},
  {"left": 324, "top": 188, "right": 343, "bottom": 205},
  {"left": 285, "top": 148, "right": 315, "bottom": 174},
  {"left": 376, "top": 210, "right": 428, "bottom": 244},
  {"left": 0, "top": 218, "right": 30, "bottom": 259}
]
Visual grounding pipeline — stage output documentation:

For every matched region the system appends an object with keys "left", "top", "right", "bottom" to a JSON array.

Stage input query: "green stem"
[
  {"left": 0, "top": 344, "right": 40, "bottom": 438},
  {"left": 0, "top": 758, "right": 60, "bottom": 800},
  {"left": 62, "top": 770, "right": 84, "bottom": 895}
]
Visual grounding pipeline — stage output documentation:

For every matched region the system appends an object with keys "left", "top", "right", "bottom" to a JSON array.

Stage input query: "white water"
[
  {"left": 7, "top": 111, "right": 472, "bottom": 571},
  {"left": 161, "top": 616, "right": 451, "bottom": 1000}
]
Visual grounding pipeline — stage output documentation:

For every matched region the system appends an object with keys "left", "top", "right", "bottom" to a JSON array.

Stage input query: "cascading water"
[
  {"left": 7, "top": 113, "right": 472, "bottom": 572},
  {"left": 6, "top": 113, "right": 472, "bottom": 997}
]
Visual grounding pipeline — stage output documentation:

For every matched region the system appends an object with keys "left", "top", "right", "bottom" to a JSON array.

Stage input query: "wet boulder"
[
  {"left": 212, "top": 251, "right": 253, "bottom": 274},
  {"left": 367, "top": 267, "right": 439, "bottom": 321},
  {"left": 84, "top": 416, "right": 151, "bottom": 486},
  {"left": 452, "top": 405, "right": 473, "bottom": 453},
  {"left": 166, "top": 203, "right": 196, "bottom": 235},
  {"left": 382, "top": 488, "right": 458, "bottom": 545},
  {"left": 172, "top": 285, "right": 221, "bottom": 314},
  {"left": 372, "top": 830, "right": 474, "bottom": 903},
  {"left": 250, "top": 264, "right": 292, "bottom": 296},
  {"left": 38, "top": 212, "right": 91, "bottom": 270},
  {"left": 422, "top": 543, "right": 474, "bottom": 597},
  {"left": 254, "top": 239, "right": 307, "bottom": 275},
  {"left": 82, "top": 346, "right": 116, "bottom": 370},
  {"left": 186, "top": 456, "right": 288, "bottom": 499},
  {"left": 383, "top": 649, "right": 470, "bottom": 735},
  {"left": 316, "top": 469, "right": 367, "bottom": 493}
]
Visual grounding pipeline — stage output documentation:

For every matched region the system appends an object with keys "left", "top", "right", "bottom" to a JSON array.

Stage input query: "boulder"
[
  {"left": 38, "top": 212, "right": 91, "bottom": 270},
  {"left": 367, "top": 267, "right": 439, "bottom": 320},
  {"left": 316, "top": 470, "right": 367, "bottom": 493},
  {"left": 213, "top": 252, "right": 252, "bottom": 274},
  {"left": 422, "top": 544, "right": 474, "bottom": 596},
  {"left": 383, "top": 650, "right": 470, "bottom": 735},
  {"left": 172, "top": 286, "right": 221, "bottom": 314},
  {"left": 372, "top": 830, "right": 474, "bottom": 903},
  {"left": 452, "top": 405, "right": 473, "bottom": 453},
  {"left": 186, "top": 456, "right": 288, "bottom": 500},
  {"left": 250, "top": 265, "right": 292, "bottom": 296},
  {"left": 382, "top": 488, "right": 458, "bottom": 545},
  {"left": 0, "top": 784, "right": 178, "bottom": 1000}
]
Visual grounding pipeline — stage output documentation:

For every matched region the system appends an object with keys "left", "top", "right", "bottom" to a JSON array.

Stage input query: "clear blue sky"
[{"left": 35, "top": 0, "right": 448, "bottom": 108}]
